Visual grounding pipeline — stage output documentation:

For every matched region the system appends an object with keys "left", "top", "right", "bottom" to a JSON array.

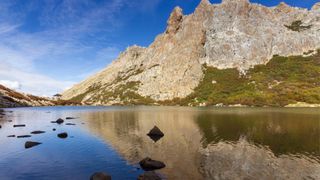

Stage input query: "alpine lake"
[{"left": 0, "top": 106, "right": 319, "bottom": 180}]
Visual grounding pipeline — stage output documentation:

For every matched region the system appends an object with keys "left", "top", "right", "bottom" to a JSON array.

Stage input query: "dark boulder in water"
[
  {"left": 57, "top": 132, "right": 68, "bottom": 139},
  {"left": 31, "top": 131, "right": 45, "bottom": 134},
  {"left": 25, "top": 141, "right": 41, "bottom": 149},
  {"left": 13, "top": 124, "right": 26, "bottom": 127},
  {"left": 56, "top": 118, "right": 64, "bottom": 124},
  {"left": 0, "top": 125, "right": 1, "bottom": 128},
  {"left": 147, "top": 126, "right": 164, "bottom": 142},
  {"left": 17, "top": 135, "right": 31, "bottom": 138},
  {"left": 139, "top": 157, "right": 166, "bottom": 171},
  {"left": 90, "top": 172, "right": 112, "bottom": 180},
  {"left": 138, "top": 171, "right": 162, "bottom": 180},
  {"left": 53, "top": 128, "right": 56, "bottom": 131}
]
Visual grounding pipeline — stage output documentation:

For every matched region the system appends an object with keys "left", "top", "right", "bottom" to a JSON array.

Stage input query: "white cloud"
[
  {"left": 0, "top": 0, "right": 161, "bottom": 96},
  {"left": 0, "top": 80, "right": 21, "bottom": 90}
]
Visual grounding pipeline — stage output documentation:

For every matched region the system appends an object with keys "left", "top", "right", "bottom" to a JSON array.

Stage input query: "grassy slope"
[
  {"left": 69, "top": 50, "right": 320, "bottom": 107},
  {"left": 171, "top": 50, "right": 320, "bottom": 107}
]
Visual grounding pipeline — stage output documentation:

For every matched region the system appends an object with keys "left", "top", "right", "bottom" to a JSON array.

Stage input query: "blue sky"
[{"left": 0, "top": 0, "right": 318, "bottom": 96}]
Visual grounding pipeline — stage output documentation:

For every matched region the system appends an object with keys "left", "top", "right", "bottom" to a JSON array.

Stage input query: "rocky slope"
[
  {"left": 0, "top": 85, "right": 55, "bottom": 107},
  {"left": 62, "top": 0, "right": 320, "bottom": 106}
]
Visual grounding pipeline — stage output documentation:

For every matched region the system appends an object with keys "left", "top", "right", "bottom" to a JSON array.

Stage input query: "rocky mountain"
[
  {"left": 0, "top": 85, "right": 55, "bottom": 107},
  {"left": 0, "top": 85, "right": 79, "bottom": 108},
  {"left": 62, "top": 0, "right": 320, "bottom": 107}
]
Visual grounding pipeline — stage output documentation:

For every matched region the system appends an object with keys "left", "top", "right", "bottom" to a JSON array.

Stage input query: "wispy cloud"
[{"left": 0, "top": 0, "right": 160, "bottom": 96}]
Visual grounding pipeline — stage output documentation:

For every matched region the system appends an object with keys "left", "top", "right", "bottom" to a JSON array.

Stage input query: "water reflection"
[
  {"left": 82, "top": 108, "right": 204, "bottom": 180},
  {"left": 80, "top": 107, "right": 320, "bottom": 180}
]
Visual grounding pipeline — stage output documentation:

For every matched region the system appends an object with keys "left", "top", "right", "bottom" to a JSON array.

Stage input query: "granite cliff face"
[{"left": 62, "top": 0, "right": 320, "bottom": 106}]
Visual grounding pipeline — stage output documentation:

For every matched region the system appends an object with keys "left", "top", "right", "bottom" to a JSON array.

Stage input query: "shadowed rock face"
[{"left": 62, "top": 0, "right": 320, "bottom": 104}]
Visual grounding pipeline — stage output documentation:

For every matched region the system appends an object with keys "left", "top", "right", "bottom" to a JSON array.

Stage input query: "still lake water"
[{"left": 0, "top": 106, "right": 319, "bottom": 180}]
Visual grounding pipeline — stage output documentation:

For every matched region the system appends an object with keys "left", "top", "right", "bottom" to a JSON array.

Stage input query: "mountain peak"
[
  {"left": 312, "top": 2, "right": 320, "bottom": 11},
  {"left": 199, "top": 0, "right": 211, "bottom": 6},
  {"left": 62, "top": 0, "right": 320, "bottom": 105},
  {"left": 166, "top": 6, "right": 183, "bottom": 35},
  {"left": 222, "top": 0, "right": 250, "bottom": 5}
]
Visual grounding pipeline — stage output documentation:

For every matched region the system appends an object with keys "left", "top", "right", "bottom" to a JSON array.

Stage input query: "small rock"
[
  {"left": 138, "top": 171, "right": 162, "bottom": 180},
  {"left": 56, "top": 118, "right": 64, "bottom": 124},
  {"left": 7, "top": 135, "right": 15, "bottom": 137},
  {"left": 31, "top": 131, "right": 46, "bottom": 134},
  {"left": 13, "top": 124, "right": 26, "bottom": 127},
  {"left": 25, "top": 141, "right": 41, "bottom": 149},
  {"left": 65, "top": 123, "right": 76, "bottom": 126},
  {"left": 147, "top": 126, "right": 164, "bottom": 142},
  {"left": 17, "top": 135, "right": 31, "bottom": 138},
  {"left": 90, "top": 172, "right": 112, "bottom": 180},
  {"left": 139, "top": 157, "right": 166, "bottom": 171},
  {"left": 147, "top": 126, "right": 164, "bottom": 137},
  {"left": 66, "top": 117, "right": 76, "bottom": 120},
  {"left": 0, "top": 125, "right": 1, "bottom": 128},
  {"left": 53, "top": 128, "right": 56, "bottom": 131},
  {"left": 57, "top": 132, "right": 68, "bottom": 138}
]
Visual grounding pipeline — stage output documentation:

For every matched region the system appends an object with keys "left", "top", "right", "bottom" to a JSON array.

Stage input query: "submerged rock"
[
  {"left": 25, "top": 141, "right": 42, "bottom": 149},
  {"left": 139, "top": 157, "right": 166, "bottom": 171},
  {"left": 90, "top": 172, "right": 111, "bottom": 180},
  {"left": 31, "top": 131, "right": 46, "bottom": 134},
  {"left": 138, "top": 171, "right": 162, "bottom": 180},
  {"left": 13, "top": 124, "right": 26, "bottom": 127},
  {"left": 53, "top": 128, "right": 56, "bottom": 131},
  {"left": 66, "top": 117, "right": 76, "bottom": 120},
  {"left": 17, "top": 135, "right": 31, "bottom": 138},
  {"left": 65, "top": 123, "right": 76, "bottom": 126},
  {"left": 7, "top": 135, "right": 15, "bottom": 137},
  {"left": 57, "top": 132, "right": 68, "bottom": 139},
  {"left": 56, "top": 118, "right": 64, "bottom": 124}
]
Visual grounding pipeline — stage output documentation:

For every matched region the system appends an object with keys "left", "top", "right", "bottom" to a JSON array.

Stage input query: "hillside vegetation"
[
  {"left": 168, "top": 50, "right": 320, "bottom": 107},
  {"left": 69, "top": 50, "right": 320, "bottom": 107}
]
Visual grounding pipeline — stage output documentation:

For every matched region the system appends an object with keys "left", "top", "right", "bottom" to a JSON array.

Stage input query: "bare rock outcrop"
[{"left": 62, "top": 0, "right": 320, "bottom": 105}]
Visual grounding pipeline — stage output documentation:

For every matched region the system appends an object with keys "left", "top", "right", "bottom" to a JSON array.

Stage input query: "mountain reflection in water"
[{"left": 79, "top": 107, "right": 320, "bottom": 180}]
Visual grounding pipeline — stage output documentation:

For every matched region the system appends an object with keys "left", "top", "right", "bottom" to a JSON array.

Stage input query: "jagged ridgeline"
[{"left": 62, "top": 0, "right": 320, "bottom": 107}]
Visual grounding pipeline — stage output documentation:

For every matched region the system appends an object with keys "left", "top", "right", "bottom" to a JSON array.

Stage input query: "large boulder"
[
  {"left": 90, "top": 172, "right": 111, "bottom": 180},
  {"left": 139, "top": 157, "right": 166, "bottom": 171},
  {"left": 138, "top": 171, "right": 162, "bottom": 180}
]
